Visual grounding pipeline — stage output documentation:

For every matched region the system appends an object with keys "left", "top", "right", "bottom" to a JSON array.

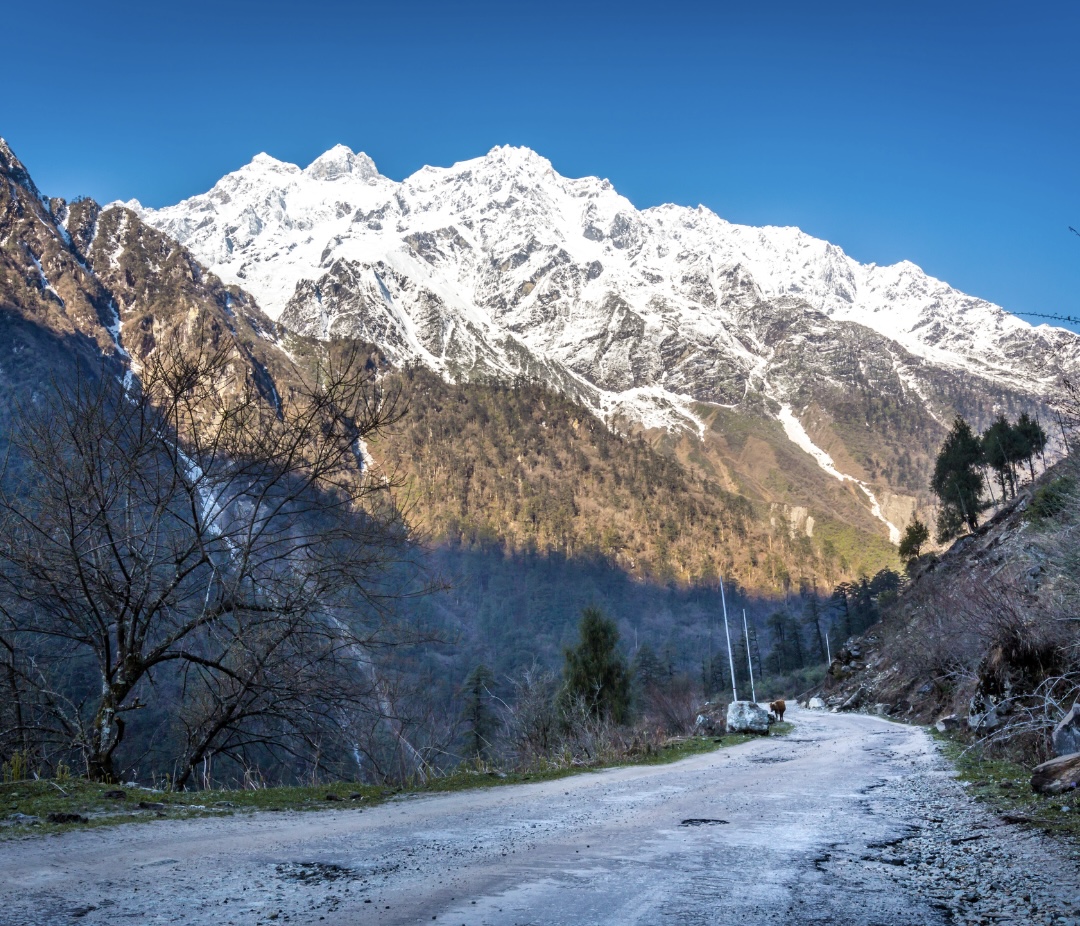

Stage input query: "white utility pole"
[
  {"left": 719, "top": 577, "right": 738, "bottom": 702},
  {"left": 743, "top": 608, "right": 756, "bottom": 704}
]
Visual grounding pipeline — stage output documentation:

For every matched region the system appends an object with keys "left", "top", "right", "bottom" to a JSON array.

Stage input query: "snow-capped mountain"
[
  {"left": 139, "top": 144, "right": 1073, "bottom": 409},
  {"left": 134, "top": 144, "right": 1077, "bottom": 542}
]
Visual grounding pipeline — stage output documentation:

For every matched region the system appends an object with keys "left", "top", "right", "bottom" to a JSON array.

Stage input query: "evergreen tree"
[
  {"left": 830, "top": 582, "right": 854, "bottom": 639},
  {"left": 931, "top": 416, "right": 985, "bottom": 538},
  {"left": 1015, "top": 411, "right": 1048, "bottom": 481},
  {"left": 785, "top": 613, "right": 807, "bottom": 668},
  {"left": 731, "top": 633, "right": 751, "bottom": 692},
  {"left": 852, "top": 577, "right": 876, "bottom": 633},
  {"left": 765, "top": 611, "right": 808, "bottom": 674},
  {"left": 562, "top": 606, "right": 631, "bottom": 723},
  {"left": 462, "top": 664, "right": 497, "bottom": 759},
  {"left": 701, "top": 654, "right": 729, "bottom": 700},
  {"left": 898, "top": 516, "right": 929, "bottom": 561},
  {"left": 632, "top": 642, "right": 663, "bottom": 693},
  {"left": 982, "top": 415, "right": 1024, "bottom": 499},
  {"left": 869, "top": 567, "right": 902, "bottom": 600},
  {"left": 765, "top": 611, "right": 788, "bottom": 675}
]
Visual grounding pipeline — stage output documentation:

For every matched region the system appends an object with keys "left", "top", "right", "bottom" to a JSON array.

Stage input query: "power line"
[{"left": 1016, "top": 311, "right": 1080, "bottom": 326}]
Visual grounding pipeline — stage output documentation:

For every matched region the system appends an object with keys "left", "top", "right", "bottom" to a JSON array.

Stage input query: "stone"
[
  {"left": 726, "top": 700, "right": 770, "bottom": 734},
  {"left": 807, "top": 696, "right": 826, "bottom": 710},
  {"left": 6, "top": 812, "right": 39, "bottom": 825},
  {"left": 841, "top": 686, "right": 868, "bottom": 711},
  {"left": 102, "top": 789, "right": 127, "bottom": 799},
  {"left": 694, "top": 703, "right": 728, "bottom": 736},
  {"left": 1052, "top": 704, "right": 1080, "bottom": 757},
  {"left": 935, "top": 714, "right": 961, "bottom": 733},
  {"left": 1030, "top": 752, "right": 1080, "bottom": 795},
  {"left": 967, "top": 707, "right": 1002, "bottom": 732}
]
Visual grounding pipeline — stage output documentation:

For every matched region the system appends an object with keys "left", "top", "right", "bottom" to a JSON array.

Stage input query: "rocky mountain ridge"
[
  {"left": 134, "top": 144, "right": 1079, "bottom": 542},
  {"left": 136, "top": 144, "right": 1076, "bottom": 398},
  {"left": 1, "top": 136, "right": 894, "bottom": 599}
]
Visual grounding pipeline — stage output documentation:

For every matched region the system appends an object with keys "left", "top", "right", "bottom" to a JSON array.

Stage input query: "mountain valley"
[{"left": 1, "top": 134, "right": 1077, "bottom": 787}]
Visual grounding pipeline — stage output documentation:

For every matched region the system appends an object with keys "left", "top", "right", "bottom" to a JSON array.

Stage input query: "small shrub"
[{"left": 1027, "top": 476, "right": 1076, "bottom": 521}]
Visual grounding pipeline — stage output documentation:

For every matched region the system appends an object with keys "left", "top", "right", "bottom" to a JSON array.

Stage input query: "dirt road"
[{"left": 2, "top": 708, "right": 1078, "bottom": 926}]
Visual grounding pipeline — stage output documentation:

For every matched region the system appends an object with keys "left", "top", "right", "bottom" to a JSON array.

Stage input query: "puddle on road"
[
  {"left": 275, "top": 862, "right": 360, "bottom": 884},
  {"left": 679, "top": 818, "right": 729, "bottom": 826}
]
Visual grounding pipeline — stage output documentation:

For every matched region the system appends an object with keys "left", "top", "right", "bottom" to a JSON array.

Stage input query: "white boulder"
[{"left": 726, "top": 700, "right": 770, "bottom": 734}]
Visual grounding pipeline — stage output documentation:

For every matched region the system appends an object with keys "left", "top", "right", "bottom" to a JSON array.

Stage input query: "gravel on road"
[{"left": 1, "top": 708, "right": 1077, "bottom": 926}]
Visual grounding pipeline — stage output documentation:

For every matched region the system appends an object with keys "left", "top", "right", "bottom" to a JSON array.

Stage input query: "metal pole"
[
  {"left": 742, "top": 609, "right": 756, "bottom": 703},
  {"left": 720, "top": 577, "right": 738, "bottom": 702}
]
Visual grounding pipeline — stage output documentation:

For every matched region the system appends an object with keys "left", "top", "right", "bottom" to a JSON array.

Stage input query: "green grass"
[
  {"left": 933, "top": 733, "right": 1080, "bottom": 843},
  {"left": 0, "top": 723, "right": 793, "bottom": 840}
]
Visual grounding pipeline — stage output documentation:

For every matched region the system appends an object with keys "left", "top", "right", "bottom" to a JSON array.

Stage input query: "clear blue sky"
[{"left": 5, "top": 0, "right": 1079, "bottom": 332}]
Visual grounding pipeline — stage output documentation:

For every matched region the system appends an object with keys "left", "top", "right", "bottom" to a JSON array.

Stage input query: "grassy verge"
[
  {"left": 933, "top": 732, "right": 1080, "bottom": 843},
  {"left": 1, "top": 723, "right": 793, "bottom": 841}
]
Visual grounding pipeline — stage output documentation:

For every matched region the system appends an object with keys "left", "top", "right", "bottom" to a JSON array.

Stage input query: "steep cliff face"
[{"left": 0, "top": 138, "right": 316, "bottom": 434}]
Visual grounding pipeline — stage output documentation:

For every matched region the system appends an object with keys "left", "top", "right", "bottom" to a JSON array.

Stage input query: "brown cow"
[{"left": 769, "top": 699, "right": 786, "bottom": 722}]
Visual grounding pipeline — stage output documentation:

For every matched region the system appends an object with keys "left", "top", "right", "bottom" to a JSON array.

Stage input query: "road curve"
[{"left": 1, "top": 708, "right": 1077, "bottom": 926}]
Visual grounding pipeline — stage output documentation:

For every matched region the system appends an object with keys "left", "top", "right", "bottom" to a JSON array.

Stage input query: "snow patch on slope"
[{"left": 778, "top": 404, "right": 901, "bottom": 544}]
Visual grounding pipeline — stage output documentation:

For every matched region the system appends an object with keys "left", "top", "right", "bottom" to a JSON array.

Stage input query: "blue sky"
[{"left": 5, "top": 0, "right": 1079, "bottom": 332}]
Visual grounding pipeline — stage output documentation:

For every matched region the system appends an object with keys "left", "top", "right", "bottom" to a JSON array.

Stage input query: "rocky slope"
[
  {"left": 815, "top": 451, "right": 1079, "bottom": 759},
  {"left": 135, "top": 144, "right": 1079, "bottom": 543},
  {"left": 0, "top": 138, "right": 311, "bottom": 430}
]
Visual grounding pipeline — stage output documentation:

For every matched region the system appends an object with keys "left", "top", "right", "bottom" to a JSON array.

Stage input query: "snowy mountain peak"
[
  {"left": 139, "top": 142, "right": 1077, "bottom": 446},
  {"left": 304, "top": 145, "right": 380, "bottom": 182},
  {"left": 244, "top": 152, "right": 301, "bottom": 176}
]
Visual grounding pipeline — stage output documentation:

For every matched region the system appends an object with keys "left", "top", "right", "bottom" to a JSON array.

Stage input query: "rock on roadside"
[
  {"left": 694, "top": 703, "right": 728, "bottom": 736},
  {"left": 1031, "top": 751, "right": 1080, "bottom": 795},
  {"left": 1053, "top": 704, "right": 1080, "bottom": 757},
  {"left": 726, "top": 701, "right": 769, "bottom": 734}
]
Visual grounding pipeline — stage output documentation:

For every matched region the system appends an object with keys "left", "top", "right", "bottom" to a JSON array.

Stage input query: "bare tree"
[{"left": 0, "top": 331, "right": 438, "bottom": 784}]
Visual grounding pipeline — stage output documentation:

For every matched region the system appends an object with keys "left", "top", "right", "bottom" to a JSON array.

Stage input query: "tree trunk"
[
  {"left": 87, "top": 688, "right": 128, "bottom": 782},
  {"left": 87, "top": 713, "right": 124, "bottom": 782}
]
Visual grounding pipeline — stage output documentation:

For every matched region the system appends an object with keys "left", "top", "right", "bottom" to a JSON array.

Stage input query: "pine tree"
[
  {"left": 1015, "top": 411, "right": 1048, "bottom": 481},
  {"left": 852, "top": 578, "right": 876, "bottom": 633},
  {"left": 830, "top": 582, "right": 854, "bottom": 639},
  {"left": 898, "top": 516, "right": 929, "bottom": 561},
  {"left": 982, "top": 415, "right": 1023, "bottom": 499},
  {"left": 803, "top": 594, "right": 827, "bottom": 662},
  {"left": 632, "top": 642, "right": 663, "bottom": 693},
  {"left": 931, "top": 416, "right": 985, "bottom": 538},
  {"left": 462, "top": 664, "right": 497, "bottom": 759},
  {"left": 562, "top": 606, "right": 631, "bottom": 723}
]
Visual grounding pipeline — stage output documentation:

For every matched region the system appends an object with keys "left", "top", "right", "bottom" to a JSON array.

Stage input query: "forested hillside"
[{"left": 374, "top": 366, "right": 899, "bottom": 589}]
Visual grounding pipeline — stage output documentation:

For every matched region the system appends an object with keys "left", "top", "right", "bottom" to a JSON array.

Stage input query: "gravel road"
[{"left": 2, "top": 708, "right": 1078, "bottom": 926}]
